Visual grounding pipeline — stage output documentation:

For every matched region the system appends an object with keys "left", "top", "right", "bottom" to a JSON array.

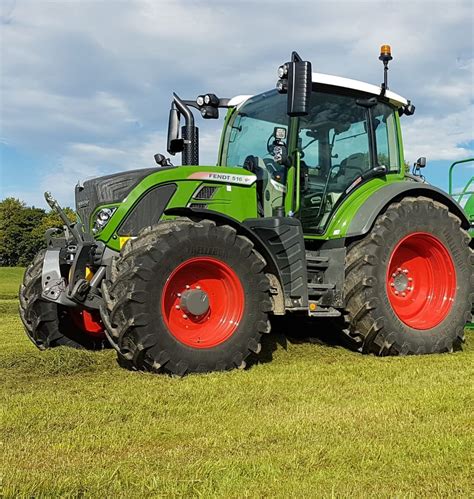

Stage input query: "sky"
[{"left": 0, "top": 0, "right": 473, "bottom": 208}]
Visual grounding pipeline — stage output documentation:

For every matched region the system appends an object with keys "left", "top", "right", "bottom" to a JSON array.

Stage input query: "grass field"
[{"left": 1, "top": 267, "right": 473, "bottom": 497}]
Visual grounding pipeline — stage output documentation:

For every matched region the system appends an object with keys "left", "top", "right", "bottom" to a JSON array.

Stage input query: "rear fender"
[{"left": 347, "top": 182, "right": 470, "bottom": 238}]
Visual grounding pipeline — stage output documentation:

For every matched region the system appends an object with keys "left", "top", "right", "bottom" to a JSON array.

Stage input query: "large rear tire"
[
  {"left": 342, "top": 197, "right": 473, "bottom": 355},
  {"left": 19, "top": 250, "right": 106, "bottom": 350},
  {"left": 100, "top": 219, "right": 272, "bottom": 376}
]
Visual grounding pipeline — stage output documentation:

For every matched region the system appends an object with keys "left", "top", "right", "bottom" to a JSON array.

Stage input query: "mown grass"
[{"left": 1, "top": 267, "right": 473, "bottom": 497}]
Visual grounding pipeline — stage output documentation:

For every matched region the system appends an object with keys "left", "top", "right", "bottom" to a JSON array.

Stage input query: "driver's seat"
[{"left": 340, "top": 153, "right": 369, "bottom": 182}]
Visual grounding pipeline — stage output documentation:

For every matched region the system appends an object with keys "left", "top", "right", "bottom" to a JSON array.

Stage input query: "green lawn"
[{"left": 1, "top": 267, "right": 473, "bottom": 497}]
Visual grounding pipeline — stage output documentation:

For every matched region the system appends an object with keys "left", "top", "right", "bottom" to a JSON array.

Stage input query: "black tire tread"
[
  {"left": 341, "top": 196, "right": 473, "bottom": 355},
  {"left": 19, "top": 250, "right": 105, "bottom": 350},
  {"left": 101, "top": 218, "right": 272, "bottom": 375}
]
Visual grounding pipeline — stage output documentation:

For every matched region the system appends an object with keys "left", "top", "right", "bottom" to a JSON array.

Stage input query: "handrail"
[{"left": 448, "top": 158, "right": 474, "bottom": 195}]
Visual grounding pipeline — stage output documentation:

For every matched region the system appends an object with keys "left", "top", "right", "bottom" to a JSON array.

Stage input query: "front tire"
[
  {"left": 342, "top": 197, "right": 474, "bottom": 355},
  {"left": 19, "top": 250, "right": 106, "bottom": 350},
  {"left": 100, "top": 219, "right": 272, "bottom": 376}
]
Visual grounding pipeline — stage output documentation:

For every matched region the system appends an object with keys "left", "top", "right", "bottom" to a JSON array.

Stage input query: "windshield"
[
  {"left": 223, "top": 90, "right": 289, "bottom": 216},
  {"left": 224, "top": 90, "right": 288, "bottom": 166}
]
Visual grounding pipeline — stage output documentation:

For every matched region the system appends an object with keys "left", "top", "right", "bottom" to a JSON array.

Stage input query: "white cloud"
[
  {"left": 1, "top": 0, "right": 473, "bottom": 206},
  {"left": 402, "top": 106, "right": 474, "bottom": 162}
]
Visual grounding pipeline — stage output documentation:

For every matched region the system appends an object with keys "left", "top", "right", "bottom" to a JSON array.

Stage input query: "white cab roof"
[
  {"left": 312, "top": 72, "right": 408, "bottom": 107},
  {"left": 229, "top": 72, "right": 408, "bottom": 108}
]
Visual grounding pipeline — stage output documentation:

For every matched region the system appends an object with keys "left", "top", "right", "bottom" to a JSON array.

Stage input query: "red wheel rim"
[
  {"left": 161, "top": 257, "right": 244, "bottom": 348},
  {"left": 386, "top": 232, "right": 456, "bottom": 330},
  {"left": 70, "top": 309, "right": 105, "bottom": 337}
]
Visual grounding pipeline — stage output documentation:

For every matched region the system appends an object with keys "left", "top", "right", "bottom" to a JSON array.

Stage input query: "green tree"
[{"left": 0, "top": 198, "right": 76, "bottom": 266}]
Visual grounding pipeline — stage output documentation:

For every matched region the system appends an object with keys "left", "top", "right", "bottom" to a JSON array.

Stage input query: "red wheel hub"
[
  {"left": 70, "top": 309, "right": 105, "bottom": 337},
  {"left": 161, "top": 257, "right": 244, "bottom": 348},
  {"left": 386, "top": 232, "right": 456, "bottom": 330}
]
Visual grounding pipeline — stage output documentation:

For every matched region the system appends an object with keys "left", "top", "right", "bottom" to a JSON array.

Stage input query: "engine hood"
[{"left": 75, "top": 168, "right": 157, "bottom": 231}]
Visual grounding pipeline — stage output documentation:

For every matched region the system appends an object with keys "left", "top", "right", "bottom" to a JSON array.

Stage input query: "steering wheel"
[{"left": 243, "top": 155, "right": 259, "bottom": 174}]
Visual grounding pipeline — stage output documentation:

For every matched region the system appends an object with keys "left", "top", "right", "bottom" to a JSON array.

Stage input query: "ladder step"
[
  {"left": 308, "top": 283, "right": 335, "bottom": 290},
  {"left": 308, "top": 302, "right": 341, "bottom": 317}
]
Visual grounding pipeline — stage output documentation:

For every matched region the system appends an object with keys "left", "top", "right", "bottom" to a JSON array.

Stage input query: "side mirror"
[
  {"left": 277, "top": 52, "right": 312, "bottom": 117},
  {"left": 154, "top": 154, "right": 173, "bottom": 167},
  {"left": 287, "top": 54, "right": 312, "bottom": 117},
  {"left": 415, "top": 157, "right": 426, "bottom": 168}
]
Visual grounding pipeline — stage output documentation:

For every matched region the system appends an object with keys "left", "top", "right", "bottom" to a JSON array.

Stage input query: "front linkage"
[{"left": 42, "top": 192, "right": 110, "bottom": 311}]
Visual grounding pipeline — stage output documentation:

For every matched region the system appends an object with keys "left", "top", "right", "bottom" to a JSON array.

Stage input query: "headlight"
[{"left": 93, "top": 207, "right": 117, "bottom": 233}]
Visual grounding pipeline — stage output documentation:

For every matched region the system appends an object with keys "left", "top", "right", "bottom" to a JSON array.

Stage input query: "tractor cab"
[
  {"left": 219, "top": 72, "right": 409, "bottom": 233},
  {"left": 167, "top": 48, "right": 414, "bottom": 235}
]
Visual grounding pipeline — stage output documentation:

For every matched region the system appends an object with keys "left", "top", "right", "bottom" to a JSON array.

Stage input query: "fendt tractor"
[{"left": 20, "top": 46, "right": 473, "bottom": 375}]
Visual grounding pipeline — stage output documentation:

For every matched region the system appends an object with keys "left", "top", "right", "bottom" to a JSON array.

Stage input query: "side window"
[
  {"left": 373, "top": 104, "right": 400, "bottom": 172},
  {"left": 331, "top": 121, "right": 370, "bottom": 176},
  {"left": 298, "top": 90, "right": 372, "bottom": 233}
]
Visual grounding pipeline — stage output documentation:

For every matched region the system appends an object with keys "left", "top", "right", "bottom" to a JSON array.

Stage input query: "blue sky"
[{"left": 0, "top": 0, "right": 473, "bottom": 208}]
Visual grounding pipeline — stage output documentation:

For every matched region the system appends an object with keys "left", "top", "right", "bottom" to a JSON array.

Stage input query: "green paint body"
[{"left": 91, "top": 98, "right": 441, "bottom": 251}]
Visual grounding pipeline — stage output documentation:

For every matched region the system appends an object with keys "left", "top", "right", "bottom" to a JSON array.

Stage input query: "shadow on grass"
[{"left": 247, "top": 315, "right": 351, "bottom": 369}]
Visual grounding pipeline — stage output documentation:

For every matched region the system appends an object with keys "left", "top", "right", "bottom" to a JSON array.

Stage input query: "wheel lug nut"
[
  {"left": 182, "top": 314, "right": 188, "bottom": 319},
  {"left": 402, "top": 292, "right": 406, "bottom": 297},
  {"left": 390, "top": 283, "right": 395, "bottom": 287},
  {"left": 395, "top": 291, "right": 399, "bottom": 295},
  {"left": 185, "top": 285, "right": 190, "bottom": 289},
  {"left": 403, "top": 269, "right": 409, "bottom": 274},
  {"left": 392, "top": 273, "right": 397, "bottom": 278},
  {"left": 177, "top": 293, "right": 181, "bottom": 297},
  {"left": 196, "top": 285, "right": 201, "bottom": 289},
  {"left": 407, "top": 287, "right": 412, "bottom": 291},
  {"left": 175, "top": 305, "right": 180, "bottom": 310},
  {"left": 397, "top": 268, "right": 402, "bottom": 272},
  {"left": 408, "top": 277, "right": 413, "bottom": 282}
]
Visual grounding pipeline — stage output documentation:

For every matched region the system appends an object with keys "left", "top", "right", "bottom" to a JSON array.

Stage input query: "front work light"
[
  {"left": 204, "top": 93, "right": 219, "bottom": 106},
  {"left": 277, "top": 64, "right": 288, "bottom": 78},
  {"left": 93, "top": 207, "right": 117, "bottom": 233}
]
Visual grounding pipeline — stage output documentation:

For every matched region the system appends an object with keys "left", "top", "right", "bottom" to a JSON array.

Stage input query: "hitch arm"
[{"left": 44, "top": 191, "right": 83, "bottom": 243}]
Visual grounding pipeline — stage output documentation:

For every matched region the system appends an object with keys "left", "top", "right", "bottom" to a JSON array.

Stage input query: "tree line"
[{"left": 0, "top": 198, "right": 75, "bottom": 267}]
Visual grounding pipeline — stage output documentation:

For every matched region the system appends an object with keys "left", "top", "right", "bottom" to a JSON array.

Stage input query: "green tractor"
[{"left": 20, "top": 47, "right": 473, "bottom": 375}]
